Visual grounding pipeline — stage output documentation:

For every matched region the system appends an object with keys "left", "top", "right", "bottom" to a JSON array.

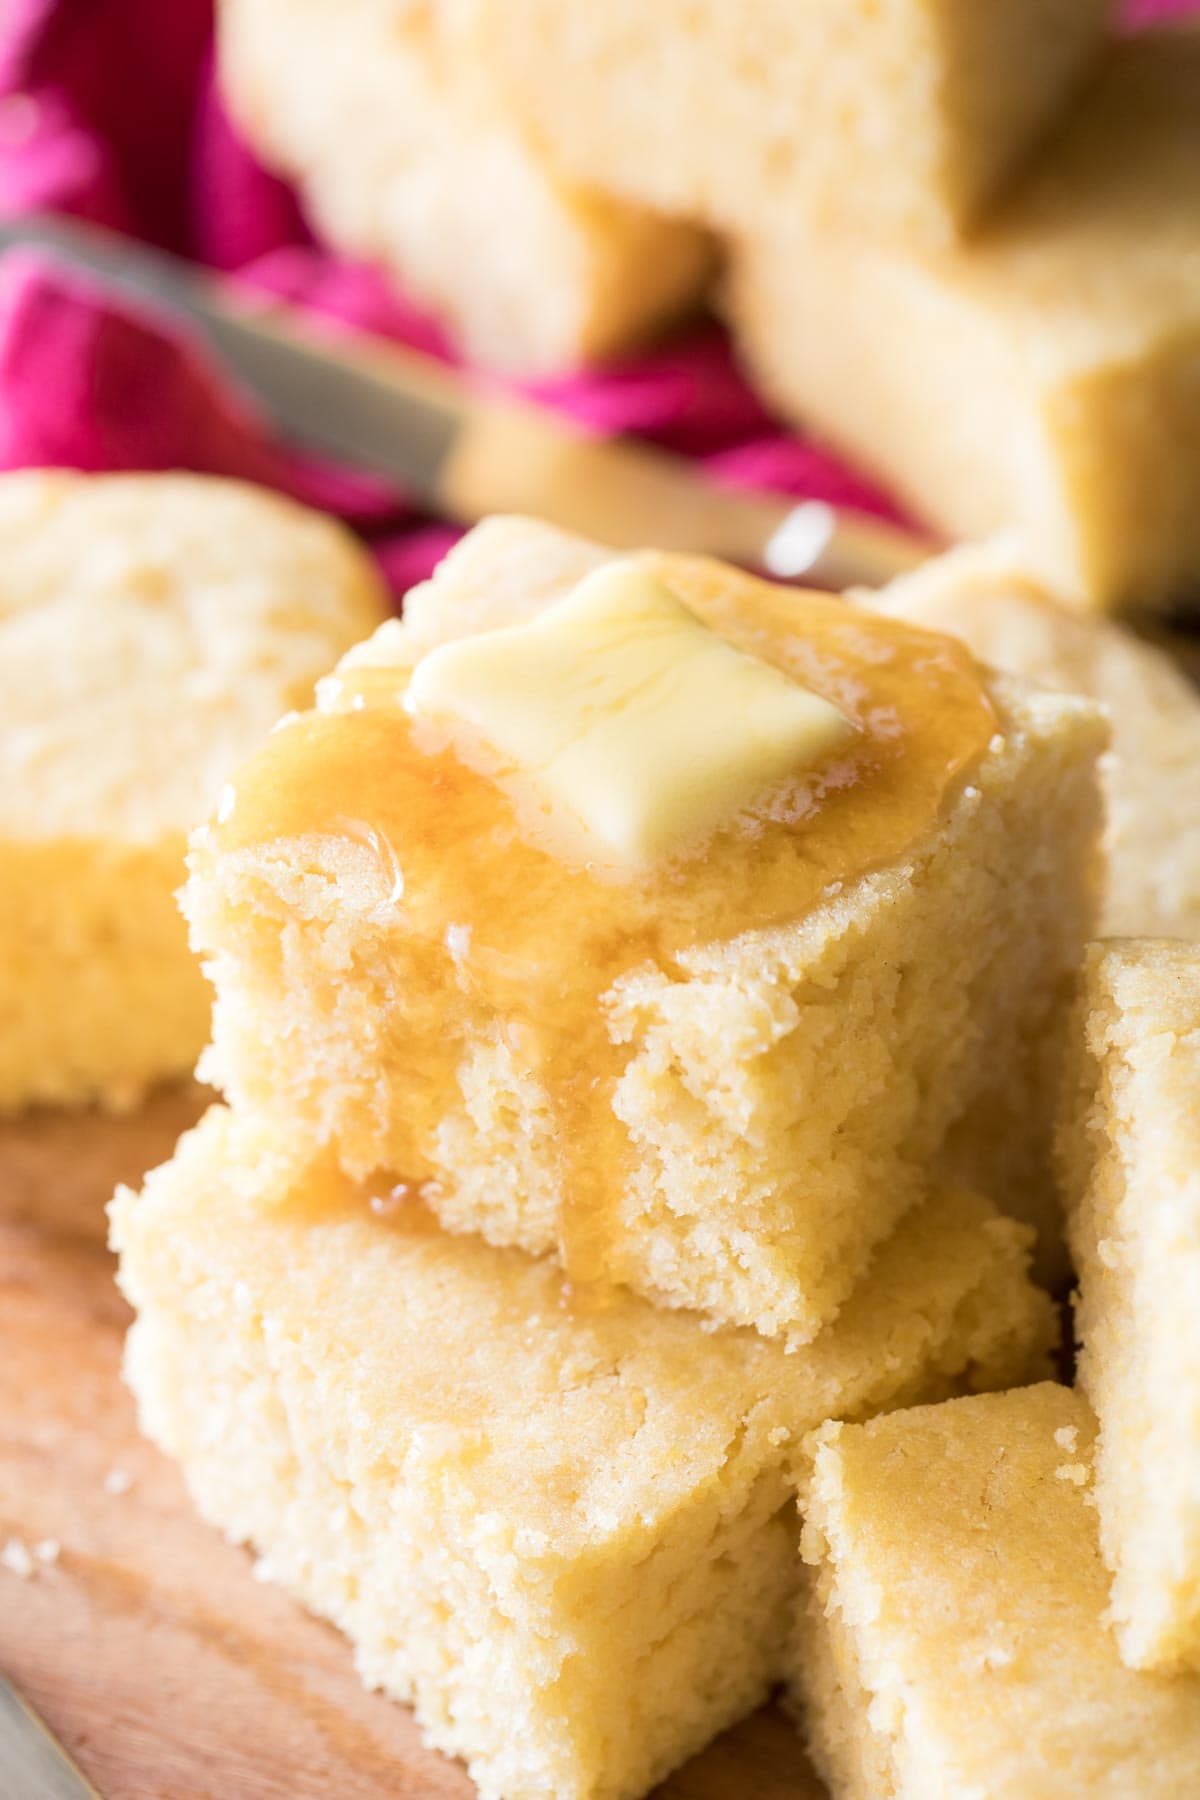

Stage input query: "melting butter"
[{"left": 405, "top": 559, "right": 857, "bottom": 865}]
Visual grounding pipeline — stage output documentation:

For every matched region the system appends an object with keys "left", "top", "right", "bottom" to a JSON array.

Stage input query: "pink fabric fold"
[{"left": 0, "top": 0, "right": 1193, "bottom": 599}]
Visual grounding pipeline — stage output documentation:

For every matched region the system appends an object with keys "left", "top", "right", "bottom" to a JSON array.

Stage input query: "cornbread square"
[
  {"left": 791, "top": 1386, "right": 1200, "bottom": 1800},
  {"left": 0, "top": 471, "right": 388, "bottom": 1114},
  {"left": 1060, "top": 940, "right": 1200, "bottom": 1673},
  {"left": 112, "top": 1106, "right": 1052, "bottom": 1800},
  {"left": 186, "top": 517, "right": 1105, "bottom": 1335},
  {"left": 441, "top": 0, "right": 1110, "bottom": 245},
  {"left": 729, "top": 31, "right": 1200, "bottom": 613},
  {"left": 867, "top": 543, "right": 1200, "bottom": 940},
  {"left": 218, "top": 0, "right": 711, "bottom": 373}
]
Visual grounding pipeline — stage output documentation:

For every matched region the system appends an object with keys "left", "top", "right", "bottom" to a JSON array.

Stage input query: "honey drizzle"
[{"left": 214, "top": 562, "right": 998, "bottom": 1289}]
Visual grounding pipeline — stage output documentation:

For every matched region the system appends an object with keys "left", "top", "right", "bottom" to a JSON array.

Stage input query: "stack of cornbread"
[
  {"left": 114, "top": 511, "right": 1124, "bottom": 1799},
  {"left": 221, "top": 0, "right": 1200, "bottom": 618},
  {"left": 87, "top": 7, "right": 1200, "bottom": 1791}
]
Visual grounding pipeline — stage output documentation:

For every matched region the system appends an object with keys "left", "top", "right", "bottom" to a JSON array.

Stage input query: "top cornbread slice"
[
  {"left": 1060, "top": 940, "right": 1200, "bottom": 1674},
  {"left": 866, "top": 543, "right": 1200, "bottom": 941},
  {"left": 729, "top": 31, "right": 1200, "bottom": 613},
  {"left": 791, "top": 1386, "right": 1200, "bottom": 1800},
  {"left": 186, "top": 517, "right": 1106, "bottom": 1338},
  {"left": 438, "top": 0, "right": 1110, "bottom": 245},
  {"left": 0, "top": 470, "right": 388, "bottom": 1112},
  {"left": 113, "top": 1105, "right": 1052, "bottom": 1800},
  {"left": 218, "top": 0, "right": 710, "bottom": 372}
]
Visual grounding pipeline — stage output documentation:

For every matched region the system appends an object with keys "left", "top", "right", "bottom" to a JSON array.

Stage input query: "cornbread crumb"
[
  {"left": 789, "top": 1387, "right": 1200, "bottom": 1799},
  {"left": 1055, "top": 1424, "right": 1080, "bottom": 1451},
  {"left": 0, "top": 470, "right": 388, "bottom": 1114},
  {"left": 1060, "top": 939, "right": 1200, "bottom": 1674},
  {"left": 867, "top": 542, "right": 1200, "bottom": 939},
  {"left": 113, "top": 1105, "right": 1052, "bottom": 1800},
  {"left": 1, "top": 1539, "right": 34, "bottom": 1578},
  {"left": 187, "top": 517, "right": 1105, "bottom": 1335},
  {"left": 219, "top": 0, "right": 710, "bottom": 372}
]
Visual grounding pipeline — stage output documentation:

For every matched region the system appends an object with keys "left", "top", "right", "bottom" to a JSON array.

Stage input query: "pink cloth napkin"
[{"left": 0, "top": 0, "right": 1193, "bottom": 600}]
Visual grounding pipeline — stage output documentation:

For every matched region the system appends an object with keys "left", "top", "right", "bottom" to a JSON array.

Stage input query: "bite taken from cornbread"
[
  {"left": 1060, "top": 940, "right": 1200, "bottom": 1675},
  {"left": 185, "top": 517, "right": 1106, "bottom": 1337},
  {"left": 0, "top": 470, "right": 389, "bottom": 1115},
  {"left": 218, "top": 0, "right": 711, "bottom": 374},
  {"left": 440, "top": 0, "right": 1111, "bottom": 247},
  {"left": 791, "top": 1386, "right": 1200, "bottom": 1800},
  {"left": 112, "top": 1105, "right": 1053, "bottom": 1800},
  {"left": 729, "top": 29, "right": 1200, "bottom": 613},
  {"left": 866, "top": 541, "right": 1200, "bottom": 942}
]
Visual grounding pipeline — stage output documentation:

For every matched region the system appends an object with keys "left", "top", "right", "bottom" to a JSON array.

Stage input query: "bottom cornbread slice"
[
  {"left": 792, "top": 1386, "right": 1200, "bottom": 1800},
  {"left": 112, "top": 1108, "right": 1052, "bottom": 1800}
]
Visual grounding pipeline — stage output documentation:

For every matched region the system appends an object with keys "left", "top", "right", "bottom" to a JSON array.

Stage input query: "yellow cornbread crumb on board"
[
  {"left": 1, "top": 1539, "right": 34, "bottom": 1579},
  {"left": 1060, "top": 938, "right": 1200, "bottom": 1675},
  {"left": 788, "top": 1386, "right": 1200, "bottom": 1800},
  {"left": 406, "top": 559, "right": 855, "bottom": 867},
  {"left": 112, "top": 1104, "right": 1052, "bottom": 1800},
  {"left": 0, "top": 469, "right": 389, "bottom": 1113}
]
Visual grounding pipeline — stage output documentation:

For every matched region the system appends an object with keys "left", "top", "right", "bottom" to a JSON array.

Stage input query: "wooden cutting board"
[{"left": 0, "top": 1091, "right": 825, "bottom": 1800}]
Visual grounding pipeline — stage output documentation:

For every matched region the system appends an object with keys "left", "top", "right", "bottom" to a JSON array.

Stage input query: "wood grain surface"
[{"left": 0, "top": 1091, "right": 825, "bottom": 1800}]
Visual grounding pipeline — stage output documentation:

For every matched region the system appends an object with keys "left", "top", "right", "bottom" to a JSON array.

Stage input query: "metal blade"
[
  {"left": 0, "top": 215, "right": 933, "bottom": 587},
  {"left": 0, "top": 1677, "right": 101, "bottom": 1800},
  {"left": 0, "top": 215, "right": 464, "bottom": 505}
]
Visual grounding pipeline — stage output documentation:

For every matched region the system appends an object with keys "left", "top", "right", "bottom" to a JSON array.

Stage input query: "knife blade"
[
  {"left": 0, "top": 214, "right": 934, "bottom": 589},
  {"left": 0, "top": 1676, "right": 101, "bottom": 1800}
]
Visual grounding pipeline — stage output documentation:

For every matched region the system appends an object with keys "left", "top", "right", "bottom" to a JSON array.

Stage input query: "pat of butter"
[{"left": 405, "top": 559, "right": 856, "bottom": 864}]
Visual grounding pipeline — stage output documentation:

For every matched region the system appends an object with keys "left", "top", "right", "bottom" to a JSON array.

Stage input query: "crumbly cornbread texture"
[
  {"left": 791, "top": 1386, "right": 1200, "bottom": 1799},
  {"left": 0, "top": 471, "right": 388, "bottom": 1113},
  {"left": 440, "top": 0, "right": 1109, "bottom": 245},
  {"left": 218, "top": 0, "right": 710, "bottom": 373},
  {"left": 867, "top": 543, "right": 1200, "bottom": 940},
  {"left": 186, "top": 517, "right": 1105, "bottom": 1333},
  {"left": 112, "top": 1105, "right": 1052, "bottom": 1800},
  {"left": 729, "top": 32, "right": 1200, "bottom": 613},
  {"left": 1060, "top": 941, "right": 1200, "bottom": 1674}
]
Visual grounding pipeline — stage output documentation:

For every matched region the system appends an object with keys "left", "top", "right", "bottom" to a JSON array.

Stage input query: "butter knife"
[
  {"left": 0, "top": 1676, "right": 101, "bottom": 1800},
  {"left": 0, "top": 215, "right": 933, "bottom": 590}
]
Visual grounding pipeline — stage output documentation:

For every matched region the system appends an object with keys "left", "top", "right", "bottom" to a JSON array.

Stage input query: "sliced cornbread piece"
[
  {"left": 0, "top": 471, "right": 388, "bottom": 1114},
  {"left": 112, "top": 1105, "right": 1053, "bottom": 1800},
  {"left": 441, "top": 0, "right": 1110, "bottom": 246},
  {"left": 791, "top": 1386, "right": 1200, "bottom": 1800},
  {"left": 186, "top": 517, "right": 1105, "bottom": 1334},
  {"left": 1060, "top": 941, "right": 1200, "bottom": 1674},
  {"left": 729, "top": 31, "right": 1200, "bottom": 613},
  {"left": 867, "top": 543, "right": 1200, "bottom": 939},
  {"left": 218, "top": 0, "right": 710, "bottom": 373}
]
